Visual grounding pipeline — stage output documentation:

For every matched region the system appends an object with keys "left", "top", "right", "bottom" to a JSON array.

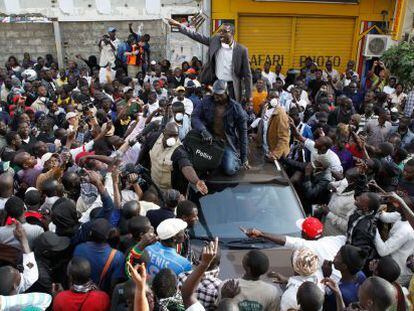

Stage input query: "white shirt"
[
  {"left": 322, "top": 69, "right": 340, "bottom": 81},
  {"left": 383, "top": 85, "right": 396, "bottom": 95},
  {"left": 121, "top": 189, "right": 139, "bottom": 205},
  {"left": 139, "top": 201, "right": 160, "bottom": 216},
  {"left": 122, "top": 142, "right": 141, "bottom": 166},
  {"left": 280, "top": 274, "right": 322, "bottom": 311},
  {"left": 18, "top": 252, "right": 39, "bottom": 293},
  {"left": 99, "top": 67, "right": 116, "bottom": 84},
  {"left": 285, "top": 235, "right": 346, "bottom": 281},
  {"left": 375, "top": 212, "right": 414, "bottom": 280},
  {"left": 215, "top": 42, "right": 233, "bottom": 82},
  {"left": 173, "top": 97, "right": 194, "bottom": 115},
  {"left": 0, "top": 196, "right": 9, "bottom": 210},
  {"left": 69, "top": 140, "right": 94, "bottom": 162},
  {"left": 186, "top": 301, "right": 205, "bottom": 311},
  {"left": 262, "top": 71, "right": 277, "bottom": 86},
  {"left": 390, "top": 92, "right": 407, "bottom": 106},
  {"left": 99, "top": 38, "right": 120, "bottom": 67},
  {"left": 147, "top": 101, "right": 160, "bottom": 115},
  {"left": 304, "top": 139, "right": 344, "bottom": 174},
  {"left": 155, "top": 88, "right": 168, "bottom": 101}
]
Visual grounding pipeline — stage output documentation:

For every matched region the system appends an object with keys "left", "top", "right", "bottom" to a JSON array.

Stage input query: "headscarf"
[{"left": 292, "top": 248, "right": 319, "bottom": 276}]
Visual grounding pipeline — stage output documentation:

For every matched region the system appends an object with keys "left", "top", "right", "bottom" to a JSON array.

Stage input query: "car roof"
[{"left": 205, "top": 146, "right": 289, "bottom": 184}]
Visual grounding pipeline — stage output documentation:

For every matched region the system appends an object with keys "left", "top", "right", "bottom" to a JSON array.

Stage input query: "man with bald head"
[
  {"left": 0, "top": 173, "right": 14, "bottom": 210},
  {"left": 358, "top": 277, "right": 396, "bottom": 311},
  {"left": 139, "top": 122, "right": 207, "bottom": 195}
]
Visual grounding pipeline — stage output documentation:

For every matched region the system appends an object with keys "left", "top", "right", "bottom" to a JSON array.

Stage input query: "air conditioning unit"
[{"left": 363, "top": 35, "right": 396, "bottom": 57}]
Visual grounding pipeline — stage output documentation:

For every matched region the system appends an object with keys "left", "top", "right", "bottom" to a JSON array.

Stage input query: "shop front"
[{"left": 212, "top": 0, "right": 400, "bottom": 75}]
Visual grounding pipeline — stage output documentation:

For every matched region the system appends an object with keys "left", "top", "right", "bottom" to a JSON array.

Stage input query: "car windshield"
[{"left": 191, "top": 183, "right": 304, "bottom": 240}]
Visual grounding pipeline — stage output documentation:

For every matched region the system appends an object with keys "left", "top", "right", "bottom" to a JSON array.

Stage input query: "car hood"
[{"left": 191, "top": 241, "right": 294, "bottom": 280}]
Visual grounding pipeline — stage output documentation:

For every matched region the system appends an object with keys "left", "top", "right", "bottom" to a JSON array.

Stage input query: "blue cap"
[
  {"left": 212, "top": 80, "right": 227, "bottom": 95},
  {"left": 186, "top": 80, "right": 196, "bottom": 88},
  {"left": 107, "top": 26, "right": 116, "bottom": 33}
]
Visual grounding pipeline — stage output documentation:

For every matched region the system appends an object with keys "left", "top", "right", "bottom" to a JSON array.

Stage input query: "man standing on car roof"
[{"left": 192, "top": 80, "right": 249, "bottom": 176}]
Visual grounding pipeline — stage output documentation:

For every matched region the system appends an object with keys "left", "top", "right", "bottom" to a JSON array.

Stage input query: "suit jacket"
[{"left": 178, "top": 25, "right": 252, "bottom": 102}]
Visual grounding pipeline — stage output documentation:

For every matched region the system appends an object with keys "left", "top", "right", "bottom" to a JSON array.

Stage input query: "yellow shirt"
[
  {"left": 57, "top": 96, "right": 75, "bottom": 107},
  {"left": 55, "top": 78, "right": 68, "bottom": 87},
  {"left": 252, "top": 89, "right": 268, "bottom": 115}
]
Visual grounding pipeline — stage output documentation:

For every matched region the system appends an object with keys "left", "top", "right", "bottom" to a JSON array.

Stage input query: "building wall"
[
  {"left": 0, "top": 22, "right": 56, "bottom": 65},
  {"left": 0, "top": 20, "right": 167, "bottom": 66},
  {"left": 0, "top": 0, "right": 206, "bottom": 67},
  {"left": 60, "top": 20, "right": 167, "bottom": 64}
]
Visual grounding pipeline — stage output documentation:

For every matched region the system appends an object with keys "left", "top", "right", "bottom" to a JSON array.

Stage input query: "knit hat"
[
  {"left": 292, "top": 248, "right": 319, "bottom": 276},
  {"left": 340, "top": 245, "right": 367, "bottom": 274}
]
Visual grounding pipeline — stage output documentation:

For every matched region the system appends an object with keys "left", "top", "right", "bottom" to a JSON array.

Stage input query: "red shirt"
[
  {"left": 53, "top": 290, "right": 110, "bottom": 311},
  {"left": 346, "top": 143, "right": 365, "bottom": 159}
]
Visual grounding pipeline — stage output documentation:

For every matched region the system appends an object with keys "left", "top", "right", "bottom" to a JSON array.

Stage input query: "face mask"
[
  {"left": 166, "top": 137, "right": 176, "bottom": 147},
  {"left": 174, "top": 113, "right": 184, "bottom": 122}
]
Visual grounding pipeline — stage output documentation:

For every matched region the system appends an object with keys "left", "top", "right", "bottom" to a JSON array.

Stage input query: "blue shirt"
[
  {"left": 117, "top": 42, "right": 132, "bottom": 64},
  {"left": 189, "top": 94, "right": 202, "bottom": 110},
  {"left": 145, "top": 242, "right": 191, "bottom": 278},
  {"left": 326, "top": 271, "right": 366, "bottom": 309},
  {"left": 74, "top": 242, "right": 125, "bottom": 292}
]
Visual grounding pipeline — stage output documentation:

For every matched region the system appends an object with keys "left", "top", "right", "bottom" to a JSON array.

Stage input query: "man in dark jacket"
[
  {"left": 302, "top": 159, "right": 332, "bottom": 213},
  {"left": 191, "top": 80, "right": 249, "bottom": 176},
  {"left": 346, "top": 192, "right": 379, "bottom": 261},
  {"left": 166, "top": 18, "right": 252, "bottom": 103}
]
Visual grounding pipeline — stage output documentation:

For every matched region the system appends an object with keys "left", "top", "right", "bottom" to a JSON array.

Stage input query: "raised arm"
[
  {"left": 244, "top": 228, "right": 287, "bottom": 245},
  {"left": 166, "top": 18, "right": 210, "bottom": 46},
  {"left": 182, "top": 238, "right": 218, "bottom": 309},
  {"left": 127, "top": 263, "right": 150, "bottom": 311}
]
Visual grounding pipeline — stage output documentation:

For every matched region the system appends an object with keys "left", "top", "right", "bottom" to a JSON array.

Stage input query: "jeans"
[{"left": 221, "top": 146, "right": 241, "bottom": 176}]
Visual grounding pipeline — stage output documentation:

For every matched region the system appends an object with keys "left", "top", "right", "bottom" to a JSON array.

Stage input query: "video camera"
[{"left": 120, "top": 163, "right": 149, "bottom": 189}]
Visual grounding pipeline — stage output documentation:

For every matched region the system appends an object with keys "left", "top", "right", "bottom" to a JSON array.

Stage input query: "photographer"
[{"left": 98, "top": 27, "right": 120, "bottom": 69}]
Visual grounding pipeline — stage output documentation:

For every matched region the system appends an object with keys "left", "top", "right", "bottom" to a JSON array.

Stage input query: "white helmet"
[{"left": 21, "top": 69, "right": 37, "bottom": 82}]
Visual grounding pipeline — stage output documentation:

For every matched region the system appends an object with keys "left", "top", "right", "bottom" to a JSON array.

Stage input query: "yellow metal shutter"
[
  {"left": 238, "top": 16, "right": 293, "bottom": 70},
  {"left": 292, "top": 17, "right": 355, "bottom": 73}
]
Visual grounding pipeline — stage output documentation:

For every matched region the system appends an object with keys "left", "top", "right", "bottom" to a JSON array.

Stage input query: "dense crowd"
[{"left": 0, "top": 19, "right": 413, "bottom": 311}]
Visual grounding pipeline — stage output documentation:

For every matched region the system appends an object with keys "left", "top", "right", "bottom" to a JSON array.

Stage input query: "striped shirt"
[{"left": 404, "top": 91, "right": 414, "bottom": 117}]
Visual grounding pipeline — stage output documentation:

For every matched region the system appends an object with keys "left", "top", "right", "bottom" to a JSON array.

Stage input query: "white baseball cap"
[
  {"left": 157, "top": 218, "right": 187, "bottom": 240},
  {"left": 65, "top": 111, "right": 78, "bottom": 120},
  {"left": 41, "top": 152, "right": 58, "bottom": 166}
]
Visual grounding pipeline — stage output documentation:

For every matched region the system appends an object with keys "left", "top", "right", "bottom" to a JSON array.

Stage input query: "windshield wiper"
[
  {"left": 225, "top": 238, "right": 272, "bottom": 249},
  {"left": 226, "top": 238, "right": 267, "bottom": 244},
  {"left": 191, "top": 236, "right": 226, "bottom": 245}
]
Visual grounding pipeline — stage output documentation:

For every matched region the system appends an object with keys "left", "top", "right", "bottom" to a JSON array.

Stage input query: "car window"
[{"left": 192, "top": 183, "right": 304, "bottom": 239}]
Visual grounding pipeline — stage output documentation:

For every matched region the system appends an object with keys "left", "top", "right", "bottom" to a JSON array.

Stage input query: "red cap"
[
  {"left": 296, "top": 217, "right": 323, "bottom": 239},
  {"left": 186, "top": 68, "right": 196, "bottom": 75},
  {"left": 75, "top": 150, "right": 95, "bottom": 165}
]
